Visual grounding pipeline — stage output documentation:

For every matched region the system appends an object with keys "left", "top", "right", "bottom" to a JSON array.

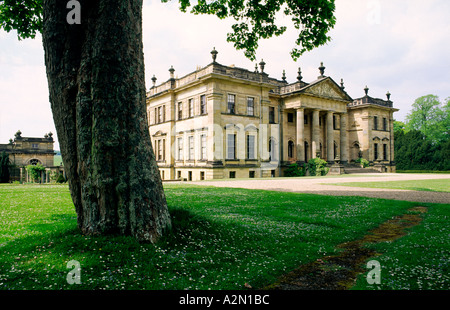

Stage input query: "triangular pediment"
[
  {"left": 152, "top": 130, "right": 166, "bottom": 137},
  {"left": 302, "top": 78, "right": 352, "bottom": 102}
]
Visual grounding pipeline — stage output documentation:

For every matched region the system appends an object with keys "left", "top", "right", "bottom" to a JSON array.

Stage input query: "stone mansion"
[
  {"left": 0, "top": 130, "right": 64, "bottom": 182},
  {"left": 146, "top": 49, "right": 398, "bottom": 181}
]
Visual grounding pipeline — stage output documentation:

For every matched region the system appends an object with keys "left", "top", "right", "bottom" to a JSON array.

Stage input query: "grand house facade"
[
  {"left": 146, "top": 49, "right": 398, "bottom": 181},
  {"left": 0, "top": 130, "right": 64, "bottom": 182}
]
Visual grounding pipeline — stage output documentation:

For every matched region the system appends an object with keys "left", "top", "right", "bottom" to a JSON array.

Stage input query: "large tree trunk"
[{"left": 42, "top": 0, "right": 171, "bottom": 242}]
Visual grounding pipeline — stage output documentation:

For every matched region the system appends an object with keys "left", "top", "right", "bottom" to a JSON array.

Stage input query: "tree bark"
[{"left": 42, "top": 0, "right": 171, "bottom": 242}]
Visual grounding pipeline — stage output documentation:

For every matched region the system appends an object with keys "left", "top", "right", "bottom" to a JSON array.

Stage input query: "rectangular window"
[
  {"left": 383, "top": 144, "right": 388, "bottom": 160},
  {"left": 374, "top": 116, "right": 378, "bottom": 130},
  {"left": 374, "top": 143, "right": 378, "bottom": 160},
  {"left": 247, "top": 135, "right": 255, "bottom": 159},
  {"left": 178, "top": 102, "right": 183, "bottom": 120},
  {"left": 188, "top": 171, "right": 192, "bottom": 181},
  {"left": 333, "top": 115, "right": 337, "bottom": 130},
  {"left": 158, "top": 106, "right": 163, "bottom": 123},
  {"left": 177, "top": 171, "right": 182, "bottom": 179},
  {"left": 200, "top": 171, "right": 205, "bottom": 180},
  {"left": 31, "top": 143, "right": 39, "bottom": 149},
  {"left": 189, "top": 99, "right": 194, "bottom": 118},
  {"left": 200, "top": 95, "right": 206, "bottom": 115},
  {"left": 269, "top": 107, "right": 275, "bottom": 124},
  {"left": 163, "top": 139, "right": 165, "bottom": 161},
  {"left": 227, "top": 134, "right": 236, "bottom": 159},
  {"left": 177, "top": 137, "right": 183, "bottom": 160},
  {"left": 229, "top": 171, "right": 236, "bottom": 178},
  {"left": 157, "top": 139, "right": 162, "bottom": 161},
  {"left": 154, "top": 108, "right": 157, "bottom": 124},
  {"left": 247, "top": 97, "right": 254, "bottom": 116},
  {"left": 287, "top": 113, "right": 294, "bottom": 123},
  {"left": 383, "top": 118, "right": 387, "bottom": 131},
  {"left": 227, "top": 94, "right": 235, "bottom": 114},
  {"left": 188, "top": 136, "right": 194, "bottom": 160},
  {"left": 249, "top": 171, "right": 255, "bottom": 178},
  {"left": 200, "top": 134, "right": 207, "bottom": 160}
]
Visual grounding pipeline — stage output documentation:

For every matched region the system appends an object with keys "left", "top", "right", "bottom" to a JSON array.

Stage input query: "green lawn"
[
  {"left": 0, "top": 183, "right": 448, "bottom": 290},
  {"left": 328, "top": 178, "right": 450, "bottom": 192}
]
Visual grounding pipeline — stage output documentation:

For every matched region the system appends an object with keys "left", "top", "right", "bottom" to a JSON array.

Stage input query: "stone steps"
[{"left": 344, "top": 167, "right": 381, "bottom": 174}]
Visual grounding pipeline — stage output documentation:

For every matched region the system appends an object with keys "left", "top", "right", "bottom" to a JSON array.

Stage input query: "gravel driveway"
[{"left": 193, "top": 173, "right": 450, "bottom": 204}]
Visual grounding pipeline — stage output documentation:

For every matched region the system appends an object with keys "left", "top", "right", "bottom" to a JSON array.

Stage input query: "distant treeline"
[{"left": 394, "top": 95, "right": 449, "bottom": 171}]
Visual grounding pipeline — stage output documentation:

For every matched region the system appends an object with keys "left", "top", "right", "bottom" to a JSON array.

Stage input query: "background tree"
[
  {"left": 395, "top": 95, "right": 450, "bottom": 171},
  {"left": 393, "top": 120, "right": 406, "bottom": 135},
  {"left": 0, "top": 151, "right": 11, "bottom": 183},
  {"left": 405, "top": 95, "right": 449, "bottom": 144},
  {"left": 0, "top": 0, "right": 337, "bottom": 242}
]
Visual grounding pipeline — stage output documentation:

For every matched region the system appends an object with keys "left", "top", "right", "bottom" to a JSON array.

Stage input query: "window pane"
[
  {"left": 247, "top": 97, "right": 254, "bottom": 116},
  {"left": 178, "top": 138, "right": 183, "bottom": 160},
  {"left": 189, "top": 99, "right": 194, "bottom": 117},
  {"left": 269, "top": 107, "right": 275, "bottom": 123},
  {"left": 201, "top": 134, "right": 207, "bottom": 160},
  {"left": 189, "top": 136, "right": 194, "bottom": 160},
  {"left": 178, "top": 102, "right": 182, "bottom": 120},
  {"left": 247, "top": 135, "right": 255, "bottom": 159},
  {"left": 227, "top": 94, "right": 235, "bottom": 114},
  {"left": 287, "top": 113, "right": 293, "bottom": 122},
  {"left": 227, "top": 134, "right": 235, "bottom": 159},
  {"left": 200, "top": 95, "right": 206, "bottom": 115}
]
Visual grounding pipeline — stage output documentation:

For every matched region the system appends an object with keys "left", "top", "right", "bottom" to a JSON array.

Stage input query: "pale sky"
[{"left": 1, "top": 0, "right": 449, "bottom": 151}]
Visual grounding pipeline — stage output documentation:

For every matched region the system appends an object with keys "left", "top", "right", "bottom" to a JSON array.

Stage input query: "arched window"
[
  {"left": 288, "top": 141, "right": 294, "bottom": 158},
  {"left": 268, "top": 138, "right": 272, "bottom": 161},
  {"left": 352, "top": 142, "right": 361, "bottom": 160},
  {"left": 304, "top": 141, "right": 309, "bottom": 162},
  {"left": 29, "top": 159, "right": 40, "bottom": 166},
  {"left": 268, "top": 137, "right": 277, "bottom": 161}
]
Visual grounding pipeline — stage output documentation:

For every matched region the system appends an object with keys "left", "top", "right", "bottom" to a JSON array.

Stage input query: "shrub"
[
  {"left": 308, "top": 158, "right": 329, "bottom": 176},
  {"left": 56, "top": 173, "right": 66, "bottom": 183},
  {"left": 355, "top": 157, "right": 369, "bottom": 168},
  {"left": 284, "top": 163, "right": 306, "bottom": 177},
  {"left": 26, "top": 164, "right": 46, "bottom": 183}
]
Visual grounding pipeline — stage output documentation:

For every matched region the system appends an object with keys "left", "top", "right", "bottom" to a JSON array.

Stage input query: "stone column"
[
  {"left": 296, "top": 108, "right": 305, "bottom": 163},
  {"left": 326, "top": 111, "right": 334, "bottom": 163},
  {"left": 340, "top": 112, "right": 349, "bottom": 164},
  {"left": 390, "top": 112, "right": 395, "bottom": 162},
  {"left": 311, "top": 109, "right": 320, "bottom": 158}
]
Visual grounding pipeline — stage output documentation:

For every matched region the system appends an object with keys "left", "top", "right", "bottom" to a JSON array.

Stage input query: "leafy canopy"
[
  {"left": 171, "top": 0, "right": 336, "bottom": 60},
  {"left": 26, "top": 163, "right": 46, "bottom": 182},
  {"left": 0, "top": 0, "right": 42, "bottom": 40},
  {"left": 405, "top": 95, "right": 450, "bottom": 143},
  {"left": 1, "top": 0, "right": 336, "bottom": 60}
]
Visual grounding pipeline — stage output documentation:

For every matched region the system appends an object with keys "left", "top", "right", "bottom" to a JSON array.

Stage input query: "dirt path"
[
  {"left": 262, "top": 206, "right": 427, "bottom": 290},
  {"left": 194, "top": 173, "right": 450, "bottom": 204}
]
